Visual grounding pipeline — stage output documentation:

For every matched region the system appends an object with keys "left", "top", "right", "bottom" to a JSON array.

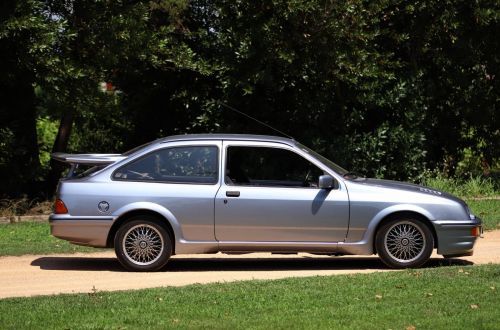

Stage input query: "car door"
[{"left": 214, "top": 141, "right": 349, "bottom": 244}]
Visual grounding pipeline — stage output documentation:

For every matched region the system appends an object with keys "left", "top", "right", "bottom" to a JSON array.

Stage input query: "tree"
[
  {"left": 378, "top": 0, "right": 500, "bottom": 175},
  {"left": 0, "top": 0, "right": 63, "bottom": 197},
  {"left": 1, "top": 0, "right": 499, "bottom": 199}
]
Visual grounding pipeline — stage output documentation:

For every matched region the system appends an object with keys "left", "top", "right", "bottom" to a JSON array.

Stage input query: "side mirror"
[{"left": 318, "top": 175, "right": 334, "bottom": 189}]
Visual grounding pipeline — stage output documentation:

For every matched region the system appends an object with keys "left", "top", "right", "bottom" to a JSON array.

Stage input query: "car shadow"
[
  {"left": 30, "top": 255, "right": 473, "bottom": 272},
  {"left": 31, "top": 256, "right": 125, "bottom": 272}
]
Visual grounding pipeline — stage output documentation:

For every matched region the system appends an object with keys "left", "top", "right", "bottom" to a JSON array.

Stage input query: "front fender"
[
  {"left": 364, "top": 204, "right": 434, "bottom": 239},
  {"left": 371, "top": 204, "right": 434, "bottom": 228},
  {"left": 344, "top": 204, "right": 435, "bottom": 254}
]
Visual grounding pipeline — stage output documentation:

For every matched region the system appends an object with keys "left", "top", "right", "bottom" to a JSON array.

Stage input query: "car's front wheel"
[
  {"left": 375, "top": 217, "right": 434, "bottom": 268},
  {"left": 114, "top": 217, "right": 172, "bottom": 271}
]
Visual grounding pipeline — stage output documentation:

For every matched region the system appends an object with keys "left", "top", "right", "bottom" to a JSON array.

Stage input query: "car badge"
[
  {"left": 419, "top": 188, "right": 442, "bottom": 195},
  {"left": 98, "top": 201, "right": 110, "bottom": 212}
]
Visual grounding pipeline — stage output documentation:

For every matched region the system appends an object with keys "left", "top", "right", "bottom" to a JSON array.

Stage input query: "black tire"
[
  {"left": 114, "top": 216, "right": 172, "bottom": 272},
  {"left": 375, "top": 217, "right": 434, "bottom": 269}
]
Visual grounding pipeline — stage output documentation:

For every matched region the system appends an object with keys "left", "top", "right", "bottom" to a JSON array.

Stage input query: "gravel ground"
[{"left": 0, "top": 230, "right": 498, "bottom": 299}]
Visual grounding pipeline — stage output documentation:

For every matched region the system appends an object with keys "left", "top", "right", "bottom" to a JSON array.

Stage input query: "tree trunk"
[
  {"left": 0, "top": 83, "right": 41, "bottom": 198},
  {"left": 46, "top": 106, "right": 75, "bottom": 196}
]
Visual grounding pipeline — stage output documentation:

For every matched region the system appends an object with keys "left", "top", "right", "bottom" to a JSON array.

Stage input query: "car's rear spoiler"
[
  {"left": 51, "top": 152, "right": 126, "bottom": 165},
  {"left": 51, "top": 152, "right": 126, "bottom": 177}
]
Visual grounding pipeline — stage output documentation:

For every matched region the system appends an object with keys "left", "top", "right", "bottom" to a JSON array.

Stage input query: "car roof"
[{"left": 156, "top": 134, "right": 297, "bottom": 146}]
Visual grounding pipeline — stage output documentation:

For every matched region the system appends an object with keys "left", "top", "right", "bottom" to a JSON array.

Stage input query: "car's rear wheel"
[
  {"left": 375, "top": 217, "right": 433, "bottom": 268},
  {"left": 114, "top": 217, "right": 172, "bottom": 271}
]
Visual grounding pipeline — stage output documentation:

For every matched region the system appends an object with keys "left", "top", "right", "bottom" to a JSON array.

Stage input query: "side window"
[
  {"left": 226, "top": 146, "right": 324, "bottom": 188},
  {"left": 114, "top": 146, "right": 218, "bottom": 184}
]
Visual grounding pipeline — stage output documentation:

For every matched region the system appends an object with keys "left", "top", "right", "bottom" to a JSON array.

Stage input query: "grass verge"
[
  {"left": 0, "top": 264, "right": 499, "bottom": 329},
  {"left": 422, "top": 175, "right": 499, "bottom": 198},
  {"left": 0, "top": 222, "right": 98, "bottom": 256},
  {"left": 467, "top": 199, "right": 500, "bottom": 231}
]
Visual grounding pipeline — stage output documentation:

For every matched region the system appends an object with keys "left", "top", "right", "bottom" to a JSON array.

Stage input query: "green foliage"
[
  {"left": 0, "top": 0, "right": 65, "bottom": 197},
  {"left": 182, "top": 0, "right": 433, "bottom": 180},
  {"left": 422, "top": 173, "right": 498, "bottom": 198},
  {"left": 66, "top": 91, "right": 131, "bottom": 153},
  {"left": 0, "top": 128, "right": 15, "bottom": 169},
  {"left": 36, "top": 117, "right": 58, "bottom": 171},
  {"left": 346, "top": 122, "right": 427, "bottom": 180},
  {"left": 0, "top": 0, "right": 499, "bottom": 197},
  {"left": 456, "top": 147, "right": 487, "bottom": 178},
  {"left": 1, "top": 265, "right": 499, "bottom": 328},
  {"left": 467, "top": 199, "right": 500, "bottom": 231}
]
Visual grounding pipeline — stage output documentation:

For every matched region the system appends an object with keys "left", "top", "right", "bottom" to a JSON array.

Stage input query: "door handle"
[{"left": 226, "top": 190, "right": 240, "bottom": 197}]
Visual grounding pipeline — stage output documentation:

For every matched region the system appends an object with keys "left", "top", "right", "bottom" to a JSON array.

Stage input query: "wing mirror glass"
[{"left": 318, "top": 175, "right": 334, "bottom": 189}]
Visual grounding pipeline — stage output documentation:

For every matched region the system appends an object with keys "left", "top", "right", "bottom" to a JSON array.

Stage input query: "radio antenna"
[{"left": 218, "top": 102, "right": 294, "bottom": 139}]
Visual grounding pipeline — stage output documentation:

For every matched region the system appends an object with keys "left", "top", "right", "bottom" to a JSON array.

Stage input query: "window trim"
[
  {"left": 223, "top": 144, "right": 334, "bottom": 189},
  {"left": 112, "top": 145, "right": 220, "bottom": 185}
]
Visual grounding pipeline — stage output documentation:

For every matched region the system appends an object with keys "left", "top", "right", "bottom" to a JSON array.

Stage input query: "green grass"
[
  {"left": 0, "top": 264, "right": 499, "bottom": 329},
  {"left": 422, "top": 175, "right": 499, "bottom": 198},
  {"left": 467, "top": 199, "right": 500, "bottom": 231},
  {"left": 0, "top": 222, "right": 97, "bottom": 256}
]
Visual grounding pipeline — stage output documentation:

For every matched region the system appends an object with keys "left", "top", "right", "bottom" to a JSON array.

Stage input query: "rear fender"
[{"left": 112, "top": 202, "right": 183, "bottom": 240}]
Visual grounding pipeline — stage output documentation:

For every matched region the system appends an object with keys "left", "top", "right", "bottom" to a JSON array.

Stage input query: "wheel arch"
[
  {"left": 107, "top": 209, "right": 177, "bottom": 254},
  {"left": 372, "top": 210, "right": 438, "bottom": 253}
]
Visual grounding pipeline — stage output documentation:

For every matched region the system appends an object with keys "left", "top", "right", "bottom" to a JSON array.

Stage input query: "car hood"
[{"left": 349, "top": 178, "right": 465, "bottom": 204}]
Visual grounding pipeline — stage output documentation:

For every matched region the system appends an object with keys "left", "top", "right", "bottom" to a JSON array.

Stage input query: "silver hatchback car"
[{"left": 50, "top": 134, "right": 482, "bottom": 271}]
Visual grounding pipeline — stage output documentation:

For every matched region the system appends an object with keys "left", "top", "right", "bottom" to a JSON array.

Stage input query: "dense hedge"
[{"left": 0, "top": 0, "right": 499, "bottom": 197}]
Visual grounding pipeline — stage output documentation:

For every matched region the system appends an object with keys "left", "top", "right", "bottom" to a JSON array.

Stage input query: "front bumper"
[
  {"left": 49, "top": 214, "right": 113, "bottom": 247},
  {"left": 433, "top": 217, "right": 482, "bottom": 257}
]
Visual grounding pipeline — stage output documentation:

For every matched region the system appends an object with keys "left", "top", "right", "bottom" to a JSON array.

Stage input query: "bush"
[{"left": 421, "top": 173, "right": 498, "bottom": 198}]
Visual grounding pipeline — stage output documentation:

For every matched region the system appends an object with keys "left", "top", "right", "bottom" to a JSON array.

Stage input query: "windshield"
[{"left": 297, "top": 143, "right": 349, "bottom": 176}]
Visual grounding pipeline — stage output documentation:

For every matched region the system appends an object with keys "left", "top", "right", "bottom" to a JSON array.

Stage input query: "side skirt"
[{"left": 176, "top": 240, "right": 375, "bottom": 255}]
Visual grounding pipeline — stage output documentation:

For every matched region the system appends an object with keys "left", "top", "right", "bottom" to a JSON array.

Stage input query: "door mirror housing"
[{"left": 318, "top": 175, "right": 334, "bottom": 189}]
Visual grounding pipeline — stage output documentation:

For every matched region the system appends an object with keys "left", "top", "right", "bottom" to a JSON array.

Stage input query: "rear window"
[
  {"left": 62, "top": 165, "right": 106, "bottom": 179},
  {"left": 76, "top": 165, "right": 106, "bottom": 178}
]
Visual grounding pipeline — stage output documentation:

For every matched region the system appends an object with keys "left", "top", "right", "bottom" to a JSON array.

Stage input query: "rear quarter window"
[{"left": 113, "top": 146, "right": 219, "bottom": 184}]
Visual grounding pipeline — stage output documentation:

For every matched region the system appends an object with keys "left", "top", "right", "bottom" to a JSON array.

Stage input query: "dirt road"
[{"left": 1, "top": 231, "right": 499, "bottom": 299}]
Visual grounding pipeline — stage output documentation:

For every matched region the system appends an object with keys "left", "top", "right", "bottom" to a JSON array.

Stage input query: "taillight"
[
  {"left": 471, "top": 226, "right": 482, "bottom": 237},
  {"left": 54, "top": 199, "right": 69, "bottom": 214}
]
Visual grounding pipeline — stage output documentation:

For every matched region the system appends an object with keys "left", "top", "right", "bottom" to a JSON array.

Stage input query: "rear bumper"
[
  {"left": 433, "top": 217, "right": 482, "bottom": 257},
  {"left": 49, "top": 215, "right": 113, "bottom": 247}
]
